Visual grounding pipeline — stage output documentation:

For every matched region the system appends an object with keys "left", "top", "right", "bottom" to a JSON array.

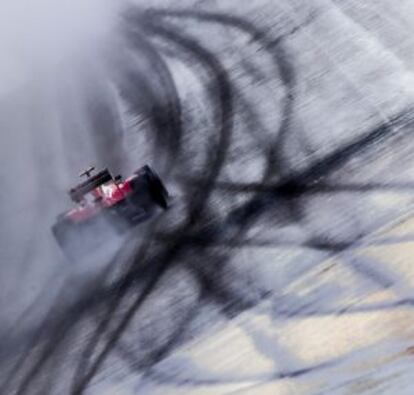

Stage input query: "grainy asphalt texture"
[{"left": 2, "top": 1, "right": 414, "bottom": 394}]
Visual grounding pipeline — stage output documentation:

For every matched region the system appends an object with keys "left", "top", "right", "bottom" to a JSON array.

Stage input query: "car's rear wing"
[{"left": 69, "top": 168, "right": 113, "bottom": 202}]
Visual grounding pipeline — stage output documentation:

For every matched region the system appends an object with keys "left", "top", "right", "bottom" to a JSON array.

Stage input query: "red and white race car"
[{"left": 52, "top": 165, "right": 169, "bottom": 260}]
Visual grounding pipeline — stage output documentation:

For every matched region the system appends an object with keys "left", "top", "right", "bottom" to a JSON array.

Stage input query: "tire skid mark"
[
  {"left": 140, "top": 19, "right": 234, "bottom": 221},
  {"left": 138, "top": 20, "right": 288, "bottom": 311},
  {"left": 7, "top": 6, "right": 414, "bottom": 395},
  {"left": 143, "top": 8, "right": 299, "bottom": 173},
  {"left": 69, "top": 17, "right": 236, "bottom": 394},
  {"left": 21, "top": 11, "right": 298, "bottom": 392},
  {"left": 115, "top": 293, "right": 202, "bottom": 373},
  {"left": 6, "top": 221, "right": 157, "bottom": 394},
  {"left": 123, "top": 24, "right": 183, "bottom": 170}
]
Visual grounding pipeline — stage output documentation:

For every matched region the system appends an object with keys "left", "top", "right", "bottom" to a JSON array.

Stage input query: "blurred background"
[{"left": 2, "top": 0, "right": 414, "bottom": 394}]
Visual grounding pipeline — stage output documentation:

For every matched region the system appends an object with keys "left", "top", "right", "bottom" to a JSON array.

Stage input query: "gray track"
[{"left": 2, "top": 1, "right": 414, "bottom": 394}]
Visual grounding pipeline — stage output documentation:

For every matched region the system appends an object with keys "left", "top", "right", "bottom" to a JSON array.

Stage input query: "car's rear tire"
[{"left": 143, "top": 165, "right": 169, "bottom": 210}]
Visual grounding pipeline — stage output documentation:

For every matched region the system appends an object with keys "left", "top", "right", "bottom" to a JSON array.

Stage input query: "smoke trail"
[{"left": 0, "top": 0, "right": 127, "bottom": 347}]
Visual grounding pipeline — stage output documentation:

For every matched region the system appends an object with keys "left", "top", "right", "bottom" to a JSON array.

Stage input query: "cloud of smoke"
[
  {"left": 0, "top": 0, "right": 127, "bottom": 340},
  {"left": 0, "top": 0, "right": 122, "bottom": 96}
]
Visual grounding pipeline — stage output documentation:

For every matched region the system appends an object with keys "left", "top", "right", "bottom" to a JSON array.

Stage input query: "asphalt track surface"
[{"left": 2, "top": 1, "right": 414, "bottom": 394}]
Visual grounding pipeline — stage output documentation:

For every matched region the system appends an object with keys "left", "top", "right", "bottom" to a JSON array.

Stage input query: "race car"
[{"left": 52, "top": 165, "right": 169, "bottom": 260}]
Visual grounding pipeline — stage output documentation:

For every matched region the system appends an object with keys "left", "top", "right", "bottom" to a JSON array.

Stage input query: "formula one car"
[{"left": 52, "top": 165, "right": 169, "bottom": 260}]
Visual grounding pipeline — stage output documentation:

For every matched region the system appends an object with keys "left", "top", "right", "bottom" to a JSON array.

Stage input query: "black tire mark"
[
  {"left": 140, "top": 18, "right": 234, "bottom": 223},
  {"left": 83, "top": 84, "right": 125, "bottom": 173},
  {"left": 8, "top": 7, "right": 412, "bottom": 395},
  {"left": 68, "top": 220, "right": 163, "bottom": 395},
  {"left": 128, "top": 9, "right": 306, "bottom": 318},
  {"left": 123, "top": 24, "right": 183, "bottom": 171},
  {"left": 115, "top": 55, "right": 171, "bottom": 153},
  {"left": 140, "top": 19, "right": 284, "bottom": 312},
  {"left": 116, "top": 293, "right": 201, "bottom": 373},
  {"left": 221, "top": 111, "right": 414, "bottom": 228},
  {"left": 2, "top": 16, "right": 298, "bottom": 392},
  {"left": 142, "top": 10, "right": 307, "bottom": 226},
  {"left": 69, "top": 19, "right": 236, "bottom": 394},
  {"left": 6, "top": 224, "right": 153, "bottom": 394},
  {"left": 175, "top": 179, "right": 414, "bottom": 199},
  {"left": 143, "top": 8, "right": 299, "bottom": 174}
]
